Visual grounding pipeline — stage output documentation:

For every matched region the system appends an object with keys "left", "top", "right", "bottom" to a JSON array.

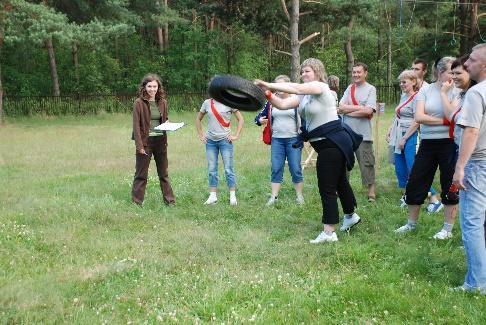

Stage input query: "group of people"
[{"left": 130, "top": 43, "right": 486, "bottom": 294}]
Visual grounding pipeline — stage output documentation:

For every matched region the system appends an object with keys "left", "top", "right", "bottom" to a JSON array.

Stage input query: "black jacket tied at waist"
[{"left": 294, "top": 118, "right": 363, "bottom": 171}]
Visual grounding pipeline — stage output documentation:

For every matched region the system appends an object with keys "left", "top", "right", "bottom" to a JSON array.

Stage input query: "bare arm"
[
  {"left": 440, "top": 80, "right": 458, "bottom": 119},
  {"left": 195, "top": 112, "right": 207, "bottom": 143},
  {"left": 254, "top": 79, "right": 320, "bottom": 110},
  {"left": 229, "top": 110, "right": 244, "bottom": 141},
  {"left": 453, "top": 127, "right": 479, "bottom": 190},
  {"left": 414, "top": 100, "right": 444, "bottom": 125}
]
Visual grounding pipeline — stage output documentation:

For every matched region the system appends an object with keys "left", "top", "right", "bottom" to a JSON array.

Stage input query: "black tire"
[{"left": 208, "top": 74, "right": 266, "bottom": 111}]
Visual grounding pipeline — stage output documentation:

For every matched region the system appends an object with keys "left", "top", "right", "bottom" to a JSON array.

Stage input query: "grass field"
[{"left": 0, "top": 110, "right": 484, "bottom": 323}]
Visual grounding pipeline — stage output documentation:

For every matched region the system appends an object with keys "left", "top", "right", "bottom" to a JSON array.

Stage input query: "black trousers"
[
  {"left": 311, "top": 139, "right": 357, "bottom": 225},
  {"left": 132, "top": 136, "right": 175, "bottom": 205},
  {"left": 405, "top": 138, "right": 458, "bottom": 206}
]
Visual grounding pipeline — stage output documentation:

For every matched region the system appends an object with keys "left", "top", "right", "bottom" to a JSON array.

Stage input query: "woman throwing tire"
[{"left": 255, "top": 58, "right": 361, "bottom": 243}]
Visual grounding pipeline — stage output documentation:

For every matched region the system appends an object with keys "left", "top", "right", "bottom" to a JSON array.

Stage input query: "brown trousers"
[{"left": 132, "top": 136, "right": 175, "bottom": 205}]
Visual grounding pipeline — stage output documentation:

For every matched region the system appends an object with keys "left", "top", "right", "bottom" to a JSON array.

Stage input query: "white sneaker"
[
  {"left": 296, "top": 194, "right": 304, "bottom": 205},
  {"left": 230, "top": 196, "right": 237, "bottom": 206},
  {"left": 266, "top": 196, "right": 278, "bottom": 207},
  {"left": 427, "top": 202, "right": 444, "bottom": 213},
  {"left": 309, "top": 231, "right": 338, "bottom": 244},
  {"left": 395, "top": 223, "right": 416, "bottom": 234},
  {"left": 433, "top": 229, "right": 453, "bottom": 240},
  {"left": 399, "top": 195, "right": 407, "bottom": 208},
  {"left": 340, "top": 213, "right": 361, "bottom": 231},
  {"left": 204, "top": 196, "right": 217, "bottom": 205}
]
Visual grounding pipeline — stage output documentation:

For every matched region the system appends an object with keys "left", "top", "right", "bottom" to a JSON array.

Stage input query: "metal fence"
[{"left": 3, "top": 85, "right": 400, "bottom": 117}]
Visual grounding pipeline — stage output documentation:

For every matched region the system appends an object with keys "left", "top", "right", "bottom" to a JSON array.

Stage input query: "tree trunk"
[
  {"left": 0, "top": 20, "right": 3, "bottom": 124},
  {"left": 163, "top": 0, "right": 169, "bottom": 50},
  {"left": 72, "top": 43, "right": 79, "bottom": 85},
  {"left": 290, "top": 0, "right": 300, "bottom": 82},
  {"left": 45, "top": 36, "right": 60, "bottom": 97},
  {"left": 156, "top": 27, "right": 164, "bottom": 52},
  {"left": 470, "top": 0, "right": 478, "bottom": 45},
  {"left": 387, "top": 27, "right": 392, "bottom": 86},
  {"left": 344, "top": 16, "right": 355, "bottom": 81}
]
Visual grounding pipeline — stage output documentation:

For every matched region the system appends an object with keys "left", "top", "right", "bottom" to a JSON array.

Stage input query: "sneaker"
[
  {"left": 395, "top": 223, "right": 416, "bottom": 234},
  {"left": 367, "top": 196, "right": 376, "bottom": 203},
  {"left": 266, "top": 196, "right": 278, "bottom": 207},
  {"left": 230, "top": 197, "right": 237, "bottom": 206},
  {"left": 433, "top": 229, "right": 453, "bottom": 240},
  {"left": 309, "top": 231, "right": 338, "bottom": 244},
  {"left": 399, "top": 195, "right": 407, "bottom": 208},
  {"left": 427, "top": 201, "right": 444, "bottom": 213},
  {"left": 296, "top": 194, "right": 304, "bottom": 205},
  {"left": 204, "top": 196, "right": 218, "bottom": 205},
  {"left": 340, "top": 213, "right": 361, "bottom": 231}
]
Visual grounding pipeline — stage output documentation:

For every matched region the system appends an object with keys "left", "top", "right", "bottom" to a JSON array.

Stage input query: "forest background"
[{"left": 0, "top": 0, "right": 485, "bottom": 118}]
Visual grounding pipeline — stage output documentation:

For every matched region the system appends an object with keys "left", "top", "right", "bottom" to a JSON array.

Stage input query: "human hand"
[
  {"left": 138, "top": 148, "right": 148, "bottom": 156},
  {"left": 198, "top": 134, "right": 207, "bottom": 144},
  {"left": 397, "top": 137, "right": 406, "bottom": 150},
  {"left": 227, "top": 134, "right": 239, "bottom": 142},
  {"left": 453, "top": 167, "right": 466, "bottom": 190},
  {"left": 259, "top": 117, "right": 268, "bottom": 125},
  {"left": 254, "top": 79, "right": 269, "bottom": 91},
  {"left": 441, "top": 79, "right": 454, "bottom": 93}
]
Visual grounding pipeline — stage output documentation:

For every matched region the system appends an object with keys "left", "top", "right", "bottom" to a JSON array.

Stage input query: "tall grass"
[{"left": 0, "top": 110, "right": 484, "bottom": 323}]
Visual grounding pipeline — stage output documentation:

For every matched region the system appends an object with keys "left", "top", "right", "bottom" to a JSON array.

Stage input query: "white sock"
[{"left": 230, "top": 190, "right": 236, "bottom": 199}]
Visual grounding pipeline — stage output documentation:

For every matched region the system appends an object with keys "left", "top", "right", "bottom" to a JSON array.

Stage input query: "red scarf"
[
  {"left": 395, "top": 92, "right": 417, "bottom": 119},
  {"left": 351, "top": 83, "right": 372, "bottom": 120},
  {"left": 210, "top": 99, "right": 230, "bottom": 128},
  {"left": 449, "top": 107, "right": 462, "bottom": 139}
]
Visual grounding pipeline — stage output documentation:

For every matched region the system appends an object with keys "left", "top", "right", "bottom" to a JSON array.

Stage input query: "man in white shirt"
[
  {"left": 339, "top": 62, "right": 377, "bottom": 201},
  {"left": 453, "top": 43, "right": 486, "bottom": 294}
]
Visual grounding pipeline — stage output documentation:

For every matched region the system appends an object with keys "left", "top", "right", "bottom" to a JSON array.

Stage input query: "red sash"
[
  {"left": 210, "top": 99, "right": 230, "bottom": 128},
  {"left": 350, "top": 83, "right": 372, "bottom": 120},
  {"left": 449, "top": 107, "right": 462, "bottom": 139},
  {"left": 395, "top": 92, "right": 417, "bottom": 119}
]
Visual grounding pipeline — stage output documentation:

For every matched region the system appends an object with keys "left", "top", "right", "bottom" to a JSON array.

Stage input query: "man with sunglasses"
[{"left": 453, "top": 43, "right": 486, "bottom": 294}]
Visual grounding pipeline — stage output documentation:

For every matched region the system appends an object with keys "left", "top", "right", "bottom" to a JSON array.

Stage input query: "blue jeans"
[
  {"left": 394, "top": 132, "right": 436, "bottom": 195},
  {"left": 271, "top": 137, "right": 303, "bottom": 184},
  {"left": 460, "top": 160, "right": 486, "bottom": 293},
  {"left": 206, "top": 139, "right": 236, "bottom": 189}
]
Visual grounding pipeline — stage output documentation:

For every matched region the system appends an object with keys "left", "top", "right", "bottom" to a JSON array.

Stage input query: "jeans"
[
  {"left": 206, "top": 138, "right": 236, "bottom": 189},
  {"left": 394, "top": 132, "right": 436, "bottom": 195},
  {"left": 271, "top": 137, "right": 303, "bottom": 184},
  {"left": 460, "top": 160, "right": 486, "bottom": 294},
  {"left": 311, "top": 139, "right": 356, "bottom": 225}
]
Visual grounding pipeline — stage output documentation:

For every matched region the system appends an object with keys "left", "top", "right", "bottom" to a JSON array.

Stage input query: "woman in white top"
[{"left": 255, "top": 58, "right": 360, "bottom": 244}]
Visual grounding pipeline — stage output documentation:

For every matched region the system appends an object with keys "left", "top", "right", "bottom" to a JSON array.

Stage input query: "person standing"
[
  {"left": 254, "top": 75, "right": 304, "bottom": 206},
  {"left": 395, "top": 57, "right": 459, "bottom": 240},
  {"left": 338, "top": 62, "right": 377, "bottom": 202},
  {"left": 195, "top": 97, "right": 244, "bottom": 206},
  {"left": 453, "top": 43, "right": 486, "bottom": 294},
  {"left": 255, "top": 58, "right": 361, "bottom": 244},
  {"left": 131, "top": 73, "right": 176, "bottom": 206}
]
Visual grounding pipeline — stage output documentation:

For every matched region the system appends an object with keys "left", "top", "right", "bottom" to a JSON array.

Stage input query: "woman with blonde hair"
[
  {"left": 255, "top": 58, "right": 361, "bottom": 243},
  {"left": 386, "top": 70, "right": 441, "bottom": 209}
]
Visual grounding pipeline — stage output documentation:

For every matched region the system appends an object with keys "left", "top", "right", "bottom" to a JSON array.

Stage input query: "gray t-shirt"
[
  {"left": 457, "top": 80, "right": 486, "bottom": 160},
  {"left": 271, "top": 107, "right": 299, "bottom": 138},
  {"left": 340, "top": 82, "right": 377, "bottom": 141},
  {"left": 200, "top": 99, "right": 238, "bottom": 141},
  {"left": 390, "top": 92, "right": 418, "bottom": 153},
  {"left": 297, "top": 82, "right": 338, "bottom": 142},
  {"left": 415, "top": 82, "right": 459, "bottom": 139}
]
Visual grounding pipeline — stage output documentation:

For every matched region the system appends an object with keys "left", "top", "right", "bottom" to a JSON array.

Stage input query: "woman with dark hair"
[
  {"left": 441, "top": 55, "right": 476, "bottom": 156},
  {"left": 255, "top": 58, "right": 360, "bottom": 244},
  {"left": 395, "top": 57, "right": 459, "bottom": 239},
  {"left": 131, "top": 73, "right": 175, "bottom": 205}
]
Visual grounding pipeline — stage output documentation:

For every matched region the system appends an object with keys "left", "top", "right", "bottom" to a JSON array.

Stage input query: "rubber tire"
[{"left": 208, "top": 74, "right": 266, "bottom": 111}]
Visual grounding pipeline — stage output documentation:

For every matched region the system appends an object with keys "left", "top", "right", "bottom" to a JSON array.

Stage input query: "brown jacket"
[{"left": 132, "top": 97, "right": 168, "bottom": 152}]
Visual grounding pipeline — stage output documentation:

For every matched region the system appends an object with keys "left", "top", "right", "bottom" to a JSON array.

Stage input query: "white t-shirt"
[
  {"left": 457, "top": 80, "right": 486, "bottom": 160},
  {"left": 200, "top": 99, "right": 238, "bottom": 141}
]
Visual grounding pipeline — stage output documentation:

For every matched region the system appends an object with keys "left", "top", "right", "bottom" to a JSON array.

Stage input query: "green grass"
[{"left": 0, "top": 110, "right": 484, "bottom": 324}]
